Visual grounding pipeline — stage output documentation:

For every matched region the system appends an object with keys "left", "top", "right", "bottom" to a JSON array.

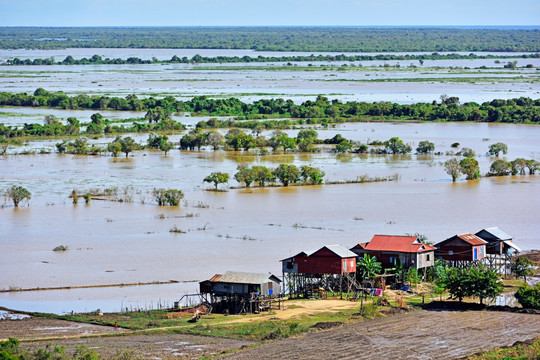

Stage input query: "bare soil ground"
[
  {"left": 2, "top": 303, "right": 539, "bottom": 359},
  {"left": 220, "top": 309, "right": 540, "bottom": 360}
]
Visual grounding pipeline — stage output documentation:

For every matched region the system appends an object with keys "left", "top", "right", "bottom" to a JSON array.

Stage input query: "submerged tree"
[
  {"left": 444, "top": 158, "right": 462, "bottom": 182},
  {"left": 384, "top": 137, "right": 412, "bottom": 154},
  {"left": 273, "top": 164, "right": 300, "bottom": 186},
  {"left": 152, "top": 188, "right": 184, "bottom": 206},
  {"left": 488, "top": 142, "right": 508, "bottom": 157},
  {"left": 416, "top": 140, "right": 435, "bottom": 154},
  {"left": 488, "top": 159, "right": 511, "bottom": 176},
  {"left": 203, "top": 172, "right": 229, "bottom": 190},
  {"left": 4, "top": 185, "right": 31, "bottom": 207},
  {"left": 460, "top": 157, "right": 480, "bottom": 180}
]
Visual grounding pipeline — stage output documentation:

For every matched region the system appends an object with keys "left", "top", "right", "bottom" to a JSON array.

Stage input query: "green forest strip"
[
  {"left": 3, "top": 52, "right": 540, "bottom": 66},
  {"left": 0, "top": 90, "right": 539, "bottom": 141},
  {"left": 1, "top": 27, "right": 539, "bottom": 52}
]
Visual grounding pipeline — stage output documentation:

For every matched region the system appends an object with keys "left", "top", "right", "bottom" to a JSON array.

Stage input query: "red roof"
[
  {"left": 362, "top": 235, "right": 437, "bottom": 253},
  {"left": 456, "top": 233, "right": 487, "bottom": 246}
]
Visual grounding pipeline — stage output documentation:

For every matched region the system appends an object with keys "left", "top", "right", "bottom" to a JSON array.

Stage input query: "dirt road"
[{"left": 220, "top": 309, "right": 540, "bottom": 360}]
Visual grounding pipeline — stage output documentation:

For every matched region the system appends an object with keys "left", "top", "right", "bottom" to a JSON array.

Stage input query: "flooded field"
[
  {"left": 1, "top": 49, "right": 539, "bottom": 104},
  {"left": 1, "top": 48, "right": 539, "bottom": 314}
]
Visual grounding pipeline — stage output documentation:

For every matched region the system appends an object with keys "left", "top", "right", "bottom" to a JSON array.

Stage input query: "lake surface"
[{"left": 1, "top": 48, "right": 539, "bottom": 314}]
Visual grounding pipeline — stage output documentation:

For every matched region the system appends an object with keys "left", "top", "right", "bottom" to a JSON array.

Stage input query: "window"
[
  {"left": 426, "top": 254, "right": 430, "bottom": 261},
  {"left": 448, "top": 250, "right": 454, "bottom": 255}
]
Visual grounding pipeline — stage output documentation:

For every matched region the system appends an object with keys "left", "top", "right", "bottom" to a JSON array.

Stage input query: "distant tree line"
[
  {"left": 1, "top": 27, "right": 539, "bottom": 52},
  {"left": 0, "top": 90, "right": 539, "bottom": 132},
  {"left": 5, "top": 52, "right": 540, "bottom": 66}
]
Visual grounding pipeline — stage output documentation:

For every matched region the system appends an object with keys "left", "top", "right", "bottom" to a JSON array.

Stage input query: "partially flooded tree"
[
  {"left": 488, "top": 142, "right": 508, "bottom": 157},
  {"left": 234, "top": 165, "right": 256, "bottom": 187},
  {"left": 511, "top": 158, "right": 527, "bottom": 175},
  {"left": 273, "top": 164, "right": 300, "bottom": 186},
  {"left": 488, "top": 159, "right": 511, "bottom": 176},
  {"left": 300, "top": 165, "right": 325, "bottom": 185},
  {"left": 4, "top": 185, "right": 31, "bottom": 207},
  {"left": 203, "top": 172, "right": 229, "bottom": 190},
  {"left": 384, "top": 137, "right": 411, "bottom": 154},
  {"left": 152, "top": 188, "right": 184, "bottom": 206},
  {"left": 460, "top": 157, "right": 480, "bottom": 180},
  {"left": 252, "top": 165, "right": 274, "bottom": 187},
  {"left": 444, "top": 158, "right": 462, "bottom": 182},
  {"left": 416, "top": 140, "right": 435, "bottom": 154},
  {"left": 526, "top": 159, "right": 539, "bottom": 175},
  {"left": 119, "top": 136, "right": 137, "bottom": 157}
]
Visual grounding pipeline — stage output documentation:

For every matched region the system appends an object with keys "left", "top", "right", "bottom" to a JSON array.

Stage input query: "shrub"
[{"left": 515, "top": 283, "right": 540, "bottom": 310}]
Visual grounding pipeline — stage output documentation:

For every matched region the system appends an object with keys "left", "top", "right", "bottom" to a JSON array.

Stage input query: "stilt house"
[
  {"left": 350, "top": 235, "right": 436, "bottom": 270},
  {"left": 435, "top": 233, "right": 487, "bottom": 265},
  {"left": 475, "top": 227, "right": 520, "bottom": 255}
]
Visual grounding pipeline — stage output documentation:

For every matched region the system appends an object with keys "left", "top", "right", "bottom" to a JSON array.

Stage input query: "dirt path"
[{"left": 220, "top": 309, "right": 540, "bottom": 360}]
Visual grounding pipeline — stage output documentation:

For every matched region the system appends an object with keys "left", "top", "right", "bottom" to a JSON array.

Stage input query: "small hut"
[
  {"left": 435, "top": 233, "right": 487, "bottom": 267},
  {"left": 475, "top": 227, "right": 520, "bottom": 255}
]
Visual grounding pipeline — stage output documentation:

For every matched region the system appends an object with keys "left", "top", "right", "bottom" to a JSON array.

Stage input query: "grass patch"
[{"left": 466, "top": 336, "right": 540, "bottom": 360}]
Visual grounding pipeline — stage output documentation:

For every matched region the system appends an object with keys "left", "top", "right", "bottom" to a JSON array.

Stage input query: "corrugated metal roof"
[
  {"left": 363, "top": 235, "right": 437, "bottom": 253},
  {"left": 323, "top": 244, "right": 358, "bottom": 258},
  {"left": 456, "top": 233, "right": 488, "bottom": 246},
  {"left": 503, "top": 240, "right": 521, "bottom": 252},
  {"left": 479, "top": 227, "right": 513, "bottom": 241},
  {"left": 210, "top": 271, "right": 281, "bottom": 284}
]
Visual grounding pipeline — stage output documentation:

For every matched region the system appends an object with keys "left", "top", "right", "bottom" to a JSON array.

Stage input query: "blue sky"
[{"left": 1, "top": 0, "right": 538, "bottom": 27}]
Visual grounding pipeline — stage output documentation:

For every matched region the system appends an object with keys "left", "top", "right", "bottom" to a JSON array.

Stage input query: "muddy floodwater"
[
  {"left": 1, "top": 48, "right": 540, "bottom": 314},
  {"left": 1, "top": 120, "right": 540, "bottom": 314}
]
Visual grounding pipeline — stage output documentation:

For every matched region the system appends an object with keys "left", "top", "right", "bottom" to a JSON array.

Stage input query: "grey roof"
[
  {"left": 323, "top": 244, "right": 358, "bottom": 258},
  {"left": 480, "top": 227, "right": 513, "bottom": 241},
  {"left": 503, "top": 240, "right": 522, "bottom": 252},
  {"left": 211, "top": 271, "right": 281, "bottom": 284}
]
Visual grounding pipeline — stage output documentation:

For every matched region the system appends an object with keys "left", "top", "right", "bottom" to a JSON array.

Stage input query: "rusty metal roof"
[
  {"left": 361, "top": 235, "right": 437, "bottom": 253},
  {"left": 456, "top": 233, "right": 488, "bottom": 246},
  {"left": 209, "top": 271, "right": 281, "bottom": 284}
]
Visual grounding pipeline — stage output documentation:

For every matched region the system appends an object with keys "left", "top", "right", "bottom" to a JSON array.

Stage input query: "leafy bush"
[{"left": 515, "top": 283, "right": 540, "bottom": 310}]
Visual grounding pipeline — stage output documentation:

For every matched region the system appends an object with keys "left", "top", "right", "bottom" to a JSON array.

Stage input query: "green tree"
[
  {"left": 416, "top": 140, "right": 435, "bottom": 154},
  {"left": 273, "top": 164, "right": 300, "bottom": 186},
  {"left": 488, "top": 142, "right": 508, "bottom": 157},
  {"left": 203, "top": 172, "right": 229, "bottom": 190},
  {"left": 488, "top": 159, "right": 511, "bottom": 176},
  {"left": 511, "top": 256, "right": 535, "bottom": 282},
  {"left": 234, "top": 165, "right": 256, "bottom": 187},
  {"left": 300, "top": 165, "right": 325, "bottom": 185},
  {"left": 335, "top": 140, "right": 353, "bottom": 153},
  {"left": 514, "top": 283, "right": 540, "bottom": 309},
  {"left": 4, "top": 185, "right": 31, "bottom": 207},
  {"left": 119, "top": 136, "right": 137, "bottom": 158},
  {"left": 525, "top": 159, "right": 539, "bottom": 175},
  {"left": 384, "top": 137, "right": 411, "bottom": 154},
  {"left": 356, "top": 254, "right": 382, "bottom": 281},
  {"left": 206, "top": 131, "right": 224, "bottom": 151},
  {"left": 444, "top": 158, "right": 462, "bottom": 182},
  {"left": 459, "top": 147, "right": 476, "bottom": 158},
  {"left": 460, "top": 157, "right": 480, "bottom": 180},
  {"left": 107, "top": 140, "right": 122, "bottom": 157},
  {"left": 152, "top": 188, "right": 184, "bottom": 206},
  {"left": 511, "top": 158, "right": 527, "bottom": 175},
  {"left": 252, "top": 165, "right": 274, "bottom": 187},
  {"left": 86, "top": 113, "right": 104, "bottom": 134},
  {"left": 467, "top": 265, "right": 503, "bottom": 305}
]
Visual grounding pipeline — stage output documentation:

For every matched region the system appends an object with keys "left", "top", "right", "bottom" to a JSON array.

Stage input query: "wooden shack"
[
  {"left": 282, "top": 245, "right": 357, "bottom": 275},
  {"left": 475, "top": 227, "right": 520, "bottom": 255},
  {"left": 281, "top": 245, "right": 358, "bottom": 297},
  {"left": 351, "top": 235, "right": 436, "bottom": 270},
  {"left": 200, "top": 271, "right": 281, "bottom": 297},
  {"left": 435, "top": 233, "right": 487, "bottom": 265}
]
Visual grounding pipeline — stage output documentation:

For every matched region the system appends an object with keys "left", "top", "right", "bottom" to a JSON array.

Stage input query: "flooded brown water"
[
  {"left": 1, "top": 48, "right": 539, "bottom": 314},
  {"left": 1, "top": 121, "right": 539, "bottom": 313}
]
